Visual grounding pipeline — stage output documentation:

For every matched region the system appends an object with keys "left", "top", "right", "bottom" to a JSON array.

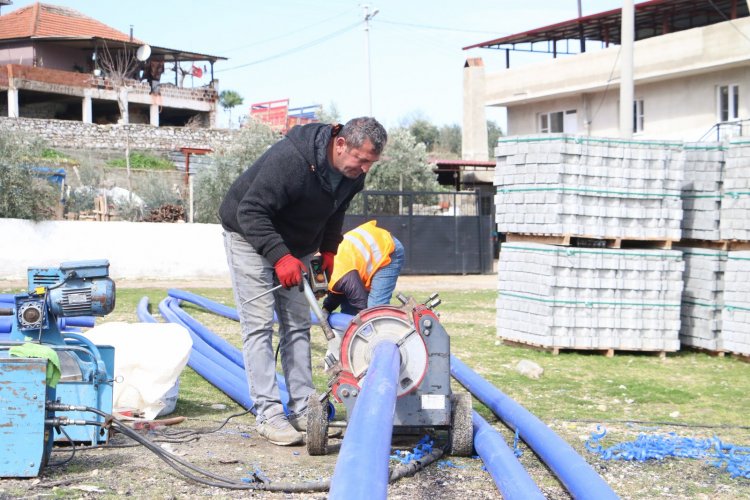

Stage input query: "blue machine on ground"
[{"left": 0, "top": 260, "right": 116, "bottom": 477}]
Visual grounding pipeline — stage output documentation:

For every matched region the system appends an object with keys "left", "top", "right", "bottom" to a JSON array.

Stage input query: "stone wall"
[{"left": 0, "top": 116, "right": 239, "bottom": 151}]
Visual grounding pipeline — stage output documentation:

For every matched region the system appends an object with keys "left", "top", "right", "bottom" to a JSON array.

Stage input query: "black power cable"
[{"left": 49, "top": 404, "right": 440, "bottom": 492}]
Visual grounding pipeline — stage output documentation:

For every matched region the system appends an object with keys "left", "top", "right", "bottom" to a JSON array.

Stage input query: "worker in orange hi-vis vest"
[{"left": 322, "top": 220, "right": 404, "bottom": 316}]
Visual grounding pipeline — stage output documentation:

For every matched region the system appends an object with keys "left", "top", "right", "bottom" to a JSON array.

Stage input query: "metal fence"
[{"left": 343, "top": 190, "right": 494, "bottom": 275}]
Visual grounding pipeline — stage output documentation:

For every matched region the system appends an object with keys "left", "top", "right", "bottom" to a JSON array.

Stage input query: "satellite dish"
[{"left": 136, "top": 44, "right": 152, "bottom": 62}]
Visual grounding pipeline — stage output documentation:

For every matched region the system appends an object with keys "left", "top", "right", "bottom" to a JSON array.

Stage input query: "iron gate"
[{"left": 342, "top": 190, "right": 494, "bottom": 275}]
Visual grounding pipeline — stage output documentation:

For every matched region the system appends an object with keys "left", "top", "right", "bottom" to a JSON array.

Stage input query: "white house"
[{"left": 462, "top": 0, "right": 750, "bottom": 159}]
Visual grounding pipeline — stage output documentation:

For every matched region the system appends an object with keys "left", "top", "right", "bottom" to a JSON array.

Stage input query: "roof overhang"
[
  {"left": 464, "top": 0, "right": 749, "bottom": 53},
  {"left": 13, "top": 36, "right": 227, "bottom": 62}
]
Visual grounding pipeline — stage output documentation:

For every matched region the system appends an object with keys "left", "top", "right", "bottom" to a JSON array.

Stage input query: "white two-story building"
[{"left": 462, "top": 0, "right": 750, "bottom": 159}]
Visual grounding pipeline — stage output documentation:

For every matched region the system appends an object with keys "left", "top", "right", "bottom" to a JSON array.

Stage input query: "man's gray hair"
[{"left": 340, "top": 117, "right": 388, "bottom": 154}]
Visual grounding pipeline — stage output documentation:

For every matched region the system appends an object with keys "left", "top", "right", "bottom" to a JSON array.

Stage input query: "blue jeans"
[
  {"left": 367, "top": 237, "right": 404, "bottom": 308},
  {"left": 223, "top": 231, "right": 315, "bottom": 423}
]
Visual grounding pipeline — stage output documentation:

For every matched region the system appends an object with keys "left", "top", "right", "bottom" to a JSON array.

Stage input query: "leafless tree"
[
  {"left": 95, "top": 40, "right": 142, "bottom": 124},
  {"left": 95, "top": 40, "right": 143, "bottom": 202}
]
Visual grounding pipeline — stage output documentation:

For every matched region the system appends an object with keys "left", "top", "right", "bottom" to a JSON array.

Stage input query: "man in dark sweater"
[{"left": 219, "top": 117, "right": 387, "bottom": 446}]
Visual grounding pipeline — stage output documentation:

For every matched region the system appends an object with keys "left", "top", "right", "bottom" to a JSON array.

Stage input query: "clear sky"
[{"left": 4, "top": 0, "right": 634, "bottom": 129}]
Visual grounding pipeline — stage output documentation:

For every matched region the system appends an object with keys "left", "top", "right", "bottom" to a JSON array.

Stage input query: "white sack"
[{"left": 82, "top": 322, "right": 192, "bottom": 420}]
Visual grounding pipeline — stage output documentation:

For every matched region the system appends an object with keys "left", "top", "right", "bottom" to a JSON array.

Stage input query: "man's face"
[{"left": 332, "top": 137, "right": 380, "bottom": 179}]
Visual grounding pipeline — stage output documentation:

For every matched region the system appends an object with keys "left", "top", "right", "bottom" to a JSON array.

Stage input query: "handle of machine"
[{"left": 302, "top": 277, "right": 336, "bottom": 341}]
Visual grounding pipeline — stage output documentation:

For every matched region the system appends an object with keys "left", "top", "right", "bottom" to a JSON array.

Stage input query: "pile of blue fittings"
[{"left": 586, "top": 425, "right": 750, "bottom": 478}]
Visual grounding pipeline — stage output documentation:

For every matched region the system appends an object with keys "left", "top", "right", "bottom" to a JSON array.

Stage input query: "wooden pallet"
[
  {"left": 681, "top": 345, "right": 726, "bottom": 358},
  {"left": 677, "top": 239, "right": 750, "bottom": 251},
  {"left": 504, "top": 233, "right": 674, "bottom": 250},
  {"left": 500, "top": 338, "right": 673, "bottom": 358}
]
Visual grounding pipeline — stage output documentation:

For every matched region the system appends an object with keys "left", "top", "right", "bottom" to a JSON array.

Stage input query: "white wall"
[{"left": 0, "top": 219, "right": 230, "bottom": 282}]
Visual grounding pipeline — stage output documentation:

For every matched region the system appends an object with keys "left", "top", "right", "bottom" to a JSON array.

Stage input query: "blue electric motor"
[{"left": 1, "top": 260, "right": 117, "bottom": 478}]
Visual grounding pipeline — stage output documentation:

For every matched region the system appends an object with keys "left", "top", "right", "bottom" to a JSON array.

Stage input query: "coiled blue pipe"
[
  {"left": 451, "top": 355, "right": 619, "bottom": 500},
  {"left": 472, "top": 411, "right": 545, "bottom": 499},
  {"left": 136, "top": 296, "right": 157, "bottom": 323},
  {"left": 167, "top": 298, "right": 244, "bottom": 369},
  {"left": 330, "top": 341, "right": 401, "bottom": 500},
  {"left": 157, "top": 297, "right": 255, "bottom": 411},
  {"left": 168, "top": 289, "right": 239, "bottom": 321},
  {"left": 164, "top": 298, "right": 289, "bottom": 399},
  {"left": 140, "top": 296, "right": 253, "bottom": 409}
]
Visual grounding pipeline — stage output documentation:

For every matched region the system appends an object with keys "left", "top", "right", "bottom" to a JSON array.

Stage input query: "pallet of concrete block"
[
  {"left": 721, "top": 140, "right": 750, "bottom": 241},
  {"left": 681, "top": 142, "right": 724, "bottom": 241},
  {"left": 675, "top": 246, "right": 726, "bottom": 352},
  {"left": 496, "top": 242, "right": 684, "bottom": 353},
  {"left": 721, "top": 251, "right": 750, "bottom": 357},
  {"left": 494, "top": 134, "right": 684, "bottom": 241}
]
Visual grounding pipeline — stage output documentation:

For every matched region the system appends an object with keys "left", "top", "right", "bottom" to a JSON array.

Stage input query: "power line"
[
  {"left": 378, "top": 18, "right": 505, "bottom": 36},
  {"left": 218, "top": 8, "right": 358, "bottom": 53},
  {"left": 217, "top": 21, "right": 360, "bottom": 72}
]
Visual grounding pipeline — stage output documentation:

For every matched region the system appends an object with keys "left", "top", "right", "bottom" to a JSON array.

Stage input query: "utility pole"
[{"left": 363, "top": 4, "right": 379, "bottom": 116}]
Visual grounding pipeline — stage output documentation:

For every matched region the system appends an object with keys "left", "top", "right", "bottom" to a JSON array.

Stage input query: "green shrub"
[
  {"left": 0, "top": 132, "right": 60, "bottom": 220},
  {"left": 106, "top": 152, "right": 175, "bottom": 171}
]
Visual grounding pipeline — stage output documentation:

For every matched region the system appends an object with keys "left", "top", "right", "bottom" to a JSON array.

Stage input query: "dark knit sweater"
[{"left": 219, "top": 123, "right": 365, "bottom": 264}]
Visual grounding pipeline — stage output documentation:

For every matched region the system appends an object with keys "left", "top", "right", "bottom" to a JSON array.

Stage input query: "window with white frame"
[
  {"left": 718, "top": 84, "right": 739, "bottom": 122},
  {"left": 633, "top": 99, "right": 644, "bottom": 133},
  {"left": 540, "top": 109, "right": 577, "bottom": 133}
]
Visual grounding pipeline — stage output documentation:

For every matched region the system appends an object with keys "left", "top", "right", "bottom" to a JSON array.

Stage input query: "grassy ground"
[
  {"left": 108, "top": 285, "right": 750, "bottom": 431},
  {"left": 4, "top": 284, "right": 749, "bottom": 497}
]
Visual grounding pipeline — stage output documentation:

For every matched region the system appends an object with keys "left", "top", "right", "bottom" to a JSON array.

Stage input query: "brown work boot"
[{"left": 256, "top": 417, "right": 303, "bottom": 446}]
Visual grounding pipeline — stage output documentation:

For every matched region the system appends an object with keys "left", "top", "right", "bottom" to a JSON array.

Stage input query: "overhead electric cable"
[
  {"left": 218, "top": 21, "right": 360, "bottom": 72},
  {"left": 219, "top": 8, "right": 358, "bottom": 53},
  {"left": 378, "top": 18, "right": 505, "bottom": 36}
]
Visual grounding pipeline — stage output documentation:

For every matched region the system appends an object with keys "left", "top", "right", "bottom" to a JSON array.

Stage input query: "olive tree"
[
  {"left": 193, "top": 120, "right": 278, "bottom": 223},
  {"left": 0, "top": 132, "right": 59, "bottom": 220}
]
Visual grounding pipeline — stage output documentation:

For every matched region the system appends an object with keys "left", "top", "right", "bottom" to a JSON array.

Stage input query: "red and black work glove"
[
  {"left": 320, "top": 251, "right": 335, "bottom": 278},
  {"left": 274, "top": 254, "right": 307, "bottom": 289}
]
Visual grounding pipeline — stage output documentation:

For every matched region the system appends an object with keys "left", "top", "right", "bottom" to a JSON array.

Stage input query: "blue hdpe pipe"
[
  {"left": 157, "top": 297, "right": 255, "bottom": 410},
  {"left": 168, "top": 289, "right": 239, "bottom": 321},
  {"left": 167, "top": 298, "right": 244, "bottom": 369},
  {"left": 451, "top": 355, "right": 619, "bottom": 500},
  {"left": 330, "top": 341, "right": 401, "bottom": 500},
  {"left": 0, "top": 315, "right": 96, "bottom": 333},
  {"left": 472, "top": 411, "right": 545, "bottom": 500},
  {"left": 167, "top": 288, "right": 354, "bottom": 331},
  {"left": 164, "top": 298, "right": 289, "bottom": 398},
  {"left": 136, "top": 296, "right": 157, "bottom": 323}
]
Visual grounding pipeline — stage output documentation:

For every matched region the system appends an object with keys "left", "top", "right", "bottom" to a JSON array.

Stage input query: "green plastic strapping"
[
  {"left": 725, "top": 304, "right": 750, "bottom": 312},
  {"left": 503, "top": 244, "right": 681, "bottom": 259},
  {"left": 496, "top": 186, "right": 682, "bottom": 198},
  {"left": 498, "top": 291, "right": 681, "bottom": 308},
  {"left": 497, "top": 135, "right": 682, "bottom": 148}
]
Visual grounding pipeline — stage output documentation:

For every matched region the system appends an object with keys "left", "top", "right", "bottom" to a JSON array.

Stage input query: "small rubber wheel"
[
  {"left": 449, "top": 393, "right": 474, "bottom": 456},
  {"left": 306, "top": 394, "right": 329, "bottom": 456}
]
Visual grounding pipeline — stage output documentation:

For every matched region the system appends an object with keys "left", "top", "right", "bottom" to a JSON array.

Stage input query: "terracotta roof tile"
[{"left": 0, "top": 2, "right": 140, "bottom": 43}]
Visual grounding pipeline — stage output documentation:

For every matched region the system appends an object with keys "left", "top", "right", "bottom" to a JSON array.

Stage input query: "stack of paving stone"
[
  {"left": 721, "top": 251, "right": 750, "bottom": 356},
  {"left": 681, "top": 143, "right": 724, "bottom": 241},
  {"left": 721, "top": 140, "right": 750, "bottom": 241},
  {"left": 496, "top": 242, "right": 684, "bottom": 351},
  {"left": 494, "top": 135, "right": 684, "bottom": 241},
  {"left": 675, "top": 247, "right": 726, "bottom": 351}
]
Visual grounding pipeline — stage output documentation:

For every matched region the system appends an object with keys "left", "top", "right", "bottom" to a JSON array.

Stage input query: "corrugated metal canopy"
[{"left": 464, "top": 0, "right": 749, "bottom": 52}]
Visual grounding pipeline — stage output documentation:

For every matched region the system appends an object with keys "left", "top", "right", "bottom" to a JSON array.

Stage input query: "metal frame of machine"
[
  {"left": 304, "top": 279, "right": 473, "bottom": 457},
  {"left": 0, "top": 260, "right": 117, "bottom": 477}
]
